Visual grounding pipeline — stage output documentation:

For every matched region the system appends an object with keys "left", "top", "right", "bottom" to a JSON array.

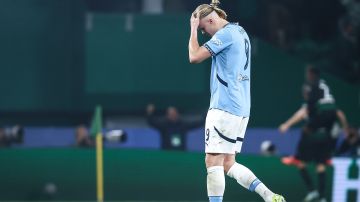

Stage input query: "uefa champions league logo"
[{"left": 332, "top": 158, "right": 360, "bottom": 202}]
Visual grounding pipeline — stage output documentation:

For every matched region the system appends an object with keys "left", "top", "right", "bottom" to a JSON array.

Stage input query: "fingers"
[
  {"left": 190, "top": 12, "right": 200, "bottom": 33},
  {"left": 190, "top": 12, "right": 199, "bottom": 23},
  {"left": 190, "top": 13, "right": 195, "bottom": 22},
  {"left": 191, "top": 11, "right": 198, "bottom": 19},
  {"left": 190, "top": 17, "right": 199, "bottom": 27}
]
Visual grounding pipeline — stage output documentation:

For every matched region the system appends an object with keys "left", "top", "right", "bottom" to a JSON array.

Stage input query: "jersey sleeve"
[{"left": 203, "top": 29, "right": 232, "bottom": 56}]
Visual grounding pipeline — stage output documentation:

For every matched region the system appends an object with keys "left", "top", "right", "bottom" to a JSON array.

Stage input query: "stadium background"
[{"left": 0, "top": 0, "right": 359, "bottom": 201}]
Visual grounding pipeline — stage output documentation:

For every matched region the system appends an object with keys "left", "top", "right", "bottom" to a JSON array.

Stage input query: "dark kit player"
[{"left": 279, "top": 65, "right": 349, "bottom": 202}]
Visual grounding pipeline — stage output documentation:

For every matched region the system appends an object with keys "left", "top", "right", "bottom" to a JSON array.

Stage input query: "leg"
[
  {"left": 296, "top": 162, "right": 315, "bottom": 192},
  {"left": 295, "top": 129, "right": 319, "bottom": 201},
  {"left": 298, "top": 163, "right": 320, "bottom": 201},
  {"left": 224, "top": 154, "right": 259, "bottom": 190},
  {"left": 316, "top": 164, "right": 326, "bottom": 200},
  {"left": 315, "top": 140, "right": 331, "bottom": 201},
  {"left": 206, "top": 153, "right": 226, "bottom": 202},
  {"left": 224, "top": 154, "right": 283, "bottom": 202},
  {"left": 312, "top": 126, "right": 333, "bottom": 201},
  {"left": 205, "top": 110, "right": 284, "bottom": 202}
]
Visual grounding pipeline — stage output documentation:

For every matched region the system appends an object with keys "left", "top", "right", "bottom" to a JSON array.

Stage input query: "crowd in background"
[
  {"left": 0, "top": 0, "right": 358, "bottom": 156},
  {"left": 84, "top": 0, "right": 359, "bottom": 83}
]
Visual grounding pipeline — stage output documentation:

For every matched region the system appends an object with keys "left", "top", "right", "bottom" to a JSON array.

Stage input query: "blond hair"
[{"left": 193, "top": 0, "right": 227, "bottom": 20}]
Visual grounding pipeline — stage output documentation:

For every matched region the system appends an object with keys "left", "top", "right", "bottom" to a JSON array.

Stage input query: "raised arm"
[
  {"left": 146, "top": 104, "right": 166, "bottom": 131},
  {"left": 188, "top": 13, "right": 211, "bottom": 64},
  {"left": 279, "top": 107, "right": 307, "bottom": 134}
]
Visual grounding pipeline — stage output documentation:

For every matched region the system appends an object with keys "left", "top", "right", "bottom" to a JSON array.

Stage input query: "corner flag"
[{"left": 90, "top": 105, "right": 104, "bottom": 202}]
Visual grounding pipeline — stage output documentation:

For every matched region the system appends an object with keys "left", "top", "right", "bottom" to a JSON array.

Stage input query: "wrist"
[
  {"left": 191, "top": 26, "right": 198, "bottom": 33},
  {"left": 191, "top": 32, "right": 198, "bottom": 41}
]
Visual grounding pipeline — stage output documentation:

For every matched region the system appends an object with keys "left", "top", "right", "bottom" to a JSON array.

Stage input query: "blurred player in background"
[
  {"left": 146, "top": 104, "right": 204, "bottom": 151},
  {"left": 74, "top": 125, "right": 127, "bottom": 148},
  {"left": 188, "top": 1, "right": 285, "bottom": 201},
  {"left": 279, "top": 65, "right": 349, "bottom": 202},
  {"left": 75, "top": 125, "right": 94, "bottom": 148}
]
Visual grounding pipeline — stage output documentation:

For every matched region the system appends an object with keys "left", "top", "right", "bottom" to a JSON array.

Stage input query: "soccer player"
[
  {"left": 188, "top": 1, "right": 285, "bottom": 202},
  {"left": 279, "top": 65, "right": 349, "bottom": 202}
]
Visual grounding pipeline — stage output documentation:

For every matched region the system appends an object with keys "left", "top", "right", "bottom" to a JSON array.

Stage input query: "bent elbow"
[
  {"left": 189, "top": 56, "right": 200, "bottom": 64},
  {"left": 189, "top": 58, "right": 196, "bottom": 64}
]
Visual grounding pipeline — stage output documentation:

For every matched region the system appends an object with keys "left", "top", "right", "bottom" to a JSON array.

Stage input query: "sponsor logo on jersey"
[{"left": 238, "top": 74, "right": 249, "bottom": 81}]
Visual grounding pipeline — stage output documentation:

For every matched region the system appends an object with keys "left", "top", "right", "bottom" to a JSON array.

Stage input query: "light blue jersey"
[{"left": 204, "top": 23, "right": 251, "bottom": 117}]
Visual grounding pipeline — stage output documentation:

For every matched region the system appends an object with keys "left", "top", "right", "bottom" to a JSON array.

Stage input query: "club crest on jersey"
[{"left": 210, "top": 36, "right": 222, "bottom": 46}]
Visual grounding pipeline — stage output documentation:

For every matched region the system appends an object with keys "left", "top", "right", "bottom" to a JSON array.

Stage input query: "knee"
[
  {"left": 205, "top": 154, "right": 225, "bottom": 168},
  {"left": 223, "top": 159, "right": 235, "bottom": 173},
  {"left": 316, "top": 164, "right": 326, "bottom": 173},
  {"left": 297, "top": 161, "right": 307, "bottom": 169},
  {"left": 205, "top": 156, "right": 211, "bottom": 168}
]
